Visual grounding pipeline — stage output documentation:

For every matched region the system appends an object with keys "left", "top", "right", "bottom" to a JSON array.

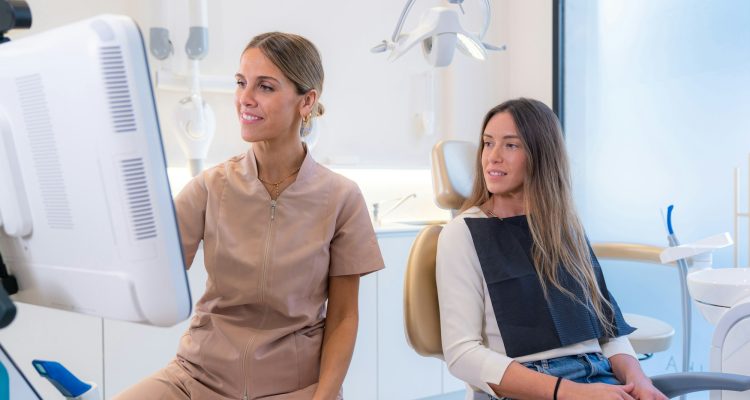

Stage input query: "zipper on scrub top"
[
  {"left": 260, "top": 200, "right": 276, "bottom": 304},
  {"left": 240, "top": 335, "right": 256, "bottom": 400},
  {"left": 243, "top": 199, "right": 277, "bottom": 399}
]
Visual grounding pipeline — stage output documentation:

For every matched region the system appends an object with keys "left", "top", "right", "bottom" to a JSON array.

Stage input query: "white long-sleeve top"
[{"left": 436, "top": 207, "right": 636, "bottom": 398}]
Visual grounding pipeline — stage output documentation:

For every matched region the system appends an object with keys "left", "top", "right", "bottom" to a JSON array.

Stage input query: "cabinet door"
[
  {"left": 0, "top": 303, "right": 102, "bottom": 400},
  {"left": 342, "top": 271, "right": 378, "bottom": 400},
  {"left": 377, "top": 234, "right": 442, "bottom": 400},
  {"left": 103, "top": 247, "right": 208, "bottom": 398}
]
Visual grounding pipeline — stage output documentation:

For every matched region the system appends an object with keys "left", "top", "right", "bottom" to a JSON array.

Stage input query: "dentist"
[
  {"left": 436, "top": 98, "right": 666, "bottom": 400},
  {"left": 116, "top": 32, "right": 383, "bottom": 400}
]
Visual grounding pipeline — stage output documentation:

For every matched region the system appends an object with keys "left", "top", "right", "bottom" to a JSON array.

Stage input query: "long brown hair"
[{"left": 463, "top": 98, "right": 615, "bottom": 335}]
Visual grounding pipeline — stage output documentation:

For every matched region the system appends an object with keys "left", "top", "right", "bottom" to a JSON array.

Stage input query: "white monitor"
[{"left": 0, "top": 14, "right": 191, "bottom": 327}]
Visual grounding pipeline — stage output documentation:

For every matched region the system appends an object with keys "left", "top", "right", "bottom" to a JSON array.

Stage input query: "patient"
[{"left": 436, "top": 98, "right": 667, "bottom": 400}]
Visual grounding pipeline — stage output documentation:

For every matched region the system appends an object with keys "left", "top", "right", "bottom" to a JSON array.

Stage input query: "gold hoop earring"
[{"left": 300, "top": 113, "right": 313, "bottom": 137}]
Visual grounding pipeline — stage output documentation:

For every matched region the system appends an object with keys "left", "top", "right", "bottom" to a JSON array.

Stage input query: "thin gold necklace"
[
  {"left": 484, "top": 208, "right": 504, "bottom": 220},
  {"left": 484, "top": 196, "right": 504, "bottom": 220},
  {"left": 258, "top": 166, "right": 301, "bottom": 199}
]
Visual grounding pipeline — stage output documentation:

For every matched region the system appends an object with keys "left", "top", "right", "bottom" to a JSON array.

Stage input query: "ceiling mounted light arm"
[
  {"left": 392, "top": 0, "right": 490, "bottom": 43},
  {"left": 392, "top": 0, "right": 418, "bottom": 42},
  {"left": 449, "top": 0, "right": 506, "bottom": 56},
  {"left": 388, "top": 8, "right": 454, "bottom": 61},
  {"left": 370, "top": 0, "right": 417, "bottom": 54},
  {"left": 371, "top": 0, "right": 505, "bottom": 67},
  {"left": 473, "top": 0, "right": 507, "bottom": 52},
  {"left": 475, "top": 0, "right": 490, "bottom": 38},
  {"left": 390, "top": 7, "right": 482, "bottom": 66}
]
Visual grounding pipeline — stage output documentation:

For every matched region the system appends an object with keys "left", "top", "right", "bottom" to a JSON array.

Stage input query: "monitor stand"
[
  {"left": 0, "top": 251, "right": 16, "bottom": 329},
  {"left": 0, "top": 0, "right": 33, "bottom": 44},
  {"left": 0, "top": 0, "right": 28, "bottom": 330}
]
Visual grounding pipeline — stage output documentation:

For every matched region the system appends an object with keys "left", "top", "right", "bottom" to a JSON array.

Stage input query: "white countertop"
[
  {"left": 375, "top": 223, "right": 422, "bottom": 235},
  {"left": 374, "top": 220, "right": 447, "bottom": 237}
]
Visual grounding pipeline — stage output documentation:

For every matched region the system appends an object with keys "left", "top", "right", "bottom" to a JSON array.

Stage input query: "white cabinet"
[
  {"left": 0, "top": 303, "right": 102, "bottom": 400},
  {"left": 376, "top": 232, "right": 443, "bottom": 400},
  {"left": 342, "top": 270, "right": 378, "bottom": 400}
]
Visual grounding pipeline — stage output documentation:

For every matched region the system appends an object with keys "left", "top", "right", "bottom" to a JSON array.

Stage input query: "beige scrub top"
[{"left": 173, "top": 146, "right": 384, "bottom": 400}]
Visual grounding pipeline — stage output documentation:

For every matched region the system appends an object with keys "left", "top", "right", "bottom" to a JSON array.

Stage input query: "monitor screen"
[{"left": 0, "top": 14, "right": 191, "bottom": 327}]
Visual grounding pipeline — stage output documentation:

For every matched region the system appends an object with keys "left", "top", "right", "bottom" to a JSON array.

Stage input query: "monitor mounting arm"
[
  {"left": 0, "top": 252, "right": 17, "bottom": 329},
  {"left": 0, "top": 0, "right": 31, "bottom": 44},
  {"left": 0, "top": 0, "right": 29, "bottom": 328}
]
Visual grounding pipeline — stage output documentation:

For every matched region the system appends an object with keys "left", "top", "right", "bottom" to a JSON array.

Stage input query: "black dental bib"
[{"left": 464, "top": 216, "right": 635, "bottom": 358}]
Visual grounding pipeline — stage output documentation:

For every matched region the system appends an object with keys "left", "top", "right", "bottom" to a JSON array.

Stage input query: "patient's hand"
[
  {"left": 608, "top": 353, "right": 668, "bottom": 399},
  {"left": 625, "top": 377, "right": 668, "bottom": 400},
  {"left": 559, "top": 381, "right": 635, "bottom": 399}
]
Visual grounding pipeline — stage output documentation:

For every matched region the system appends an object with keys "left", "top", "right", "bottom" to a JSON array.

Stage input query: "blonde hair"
[
  {"left": 463, "top": 98, "right": 615, "bottom": 336},
  {"left": 244, "top": 32, "right": 325, "bottom": 134}
]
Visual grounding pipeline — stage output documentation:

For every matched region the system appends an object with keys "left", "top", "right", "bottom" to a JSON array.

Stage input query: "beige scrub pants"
[{"left": 113, "top": 361, "right": 323, "bottom": 400}]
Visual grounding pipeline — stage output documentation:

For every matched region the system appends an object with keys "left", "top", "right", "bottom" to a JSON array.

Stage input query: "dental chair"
[{"left": 402, "top": 140, "right": 750, "bottom": 398}]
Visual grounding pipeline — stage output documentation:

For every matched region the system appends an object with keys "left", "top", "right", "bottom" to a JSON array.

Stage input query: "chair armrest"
[
  {"left": 651, "top": 372, "right": 750, "bottom": 398},
  {"left": 591, "top": 242, "right": 667, "bottom": 265}
]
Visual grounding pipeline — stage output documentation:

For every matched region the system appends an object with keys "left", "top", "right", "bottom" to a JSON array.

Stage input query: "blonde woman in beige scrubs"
[{"left": 115, "top": 32, "right": 384, "bottom": 400}]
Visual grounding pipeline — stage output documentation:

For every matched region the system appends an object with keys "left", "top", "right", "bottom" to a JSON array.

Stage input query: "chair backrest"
[
  {"left": 403, "top": 140, "right": 477, "bottom": 358},
  {"left": 403, "top": 224, "right": 444, "bottom": 359},
  {"left": 431, "top": 140, "right": 477, "bottom": 211}
]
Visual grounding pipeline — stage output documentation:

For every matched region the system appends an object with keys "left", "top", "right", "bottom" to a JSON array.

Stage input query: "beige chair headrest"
[
  {"left": 403, "top": 224, "right": 444, "bottom": 359},
  {"left": 431, "top": 140, "right": 477, "bottom": 211}
]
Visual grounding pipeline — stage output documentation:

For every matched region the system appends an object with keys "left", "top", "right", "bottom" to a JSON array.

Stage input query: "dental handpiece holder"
[
  {"left": 659, "top": 232, "right": 733, "bottom": 272},
  {"left": 32, "top": 360, "right": 101, "bottom": 400},
  {"left": 660, "top": 232, "right": 750, "bottom": 400}
]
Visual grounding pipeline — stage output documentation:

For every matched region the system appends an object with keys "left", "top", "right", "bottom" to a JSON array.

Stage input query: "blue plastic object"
[
  {"left": 31, "top": 360, "right": 91, "bottom": 398},
  {"left": 666, "top": 204, "right": 675, "bottom": 235},
  {"left": 0, "top": 361, "right": 9, "bottom": 400}
]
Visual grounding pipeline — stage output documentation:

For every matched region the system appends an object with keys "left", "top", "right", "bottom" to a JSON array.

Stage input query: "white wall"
[
  {"left": 505, "top": 0, "right": 553, "bottom": 104},
  {"left": 9, "top": 0, "right": 552, "bottom": 170}
]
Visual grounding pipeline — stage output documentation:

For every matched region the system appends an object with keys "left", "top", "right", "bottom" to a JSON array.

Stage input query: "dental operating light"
[{"left": 372, "top": 0, "right": 505, "bottom": 67}]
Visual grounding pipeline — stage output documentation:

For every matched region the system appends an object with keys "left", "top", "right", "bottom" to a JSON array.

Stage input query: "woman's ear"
[{"left": 299, "top": 89, "right": 319, "bottom": 117}]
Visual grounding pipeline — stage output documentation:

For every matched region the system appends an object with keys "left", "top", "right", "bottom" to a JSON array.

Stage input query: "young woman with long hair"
[{"left": 436, "top": 98, "right": 666, "bottom": 400}]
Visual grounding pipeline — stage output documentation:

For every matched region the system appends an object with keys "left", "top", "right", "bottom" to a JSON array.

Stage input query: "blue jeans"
[{"left": 474, "top": 353, "right": 622, "bottom": 400}]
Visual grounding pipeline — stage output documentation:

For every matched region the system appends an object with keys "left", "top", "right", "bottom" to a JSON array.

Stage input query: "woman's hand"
[
  {"left": 626, "top": 377, "right": 669, "bottom": 400},
  {"left": 608, "top": 353, "right": 668, "bottom": 400},
  {"left": 559, "top": 380, "right": 635, "bottom": 400}
]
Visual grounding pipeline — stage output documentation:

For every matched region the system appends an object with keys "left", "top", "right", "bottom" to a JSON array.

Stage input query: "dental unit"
[{"left": 660, "top": 232, "right": 750, "bottom": 399}]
